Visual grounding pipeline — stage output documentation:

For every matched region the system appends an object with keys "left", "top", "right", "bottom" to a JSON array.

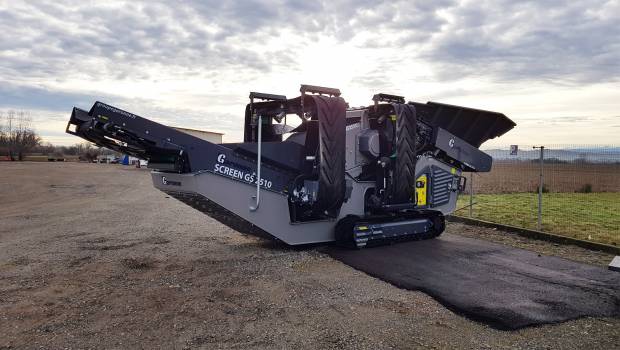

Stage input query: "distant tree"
[
  {"left": 573, "top": 157, "right": 590, "bottom": 164},
  {"left": 0, "top": 111, "right": 6, "bottom": 157},
  {"left": 75, "top": 142, "right": 101, "bottom": 162},
  {"left": 0, "top": 110, "right": 42, "bottom": 160},
  {"left": 544, "top": 157, "right": 568, "bottom": 164},
  {"left": 0, "top": 117, "right": 114, "bottom": 162},
  {"left": 34, "top": 142, "right": 56, "bottom": 155}
]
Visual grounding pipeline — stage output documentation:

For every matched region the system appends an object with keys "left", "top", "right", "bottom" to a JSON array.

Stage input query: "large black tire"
[
  {"left": 313, "top": 95, "right": 347, "bottom": 215},
  {"left": 389, "top": 104, "right": 417, "bottom": 204}
]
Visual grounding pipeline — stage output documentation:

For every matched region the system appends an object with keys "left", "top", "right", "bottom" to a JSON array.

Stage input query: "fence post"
[
  {"left": 469, "top": 172, "right": 474, "bottom": 218},
  {"left": 533, "top": 146, "right": 545, "bottom": 230}
]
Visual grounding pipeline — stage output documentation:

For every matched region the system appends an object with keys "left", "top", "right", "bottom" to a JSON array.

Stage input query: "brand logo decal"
[
  {"left": 213, "top": 153, "right": 272, "bottom": 189},
  {"left": 161, "top": 176, "right": 181, "bottom": 186},
  {"left": 346, "top": 122, "right": 361, "bottom": 132}
]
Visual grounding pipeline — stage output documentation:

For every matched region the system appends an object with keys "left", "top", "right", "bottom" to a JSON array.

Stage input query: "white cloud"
[{"left": 0, "top": 0, "right": 618, "bottom": 146}]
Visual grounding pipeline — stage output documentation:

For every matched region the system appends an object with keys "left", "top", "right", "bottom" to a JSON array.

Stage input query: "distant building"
[
  {"left": 122, "top": 155, "right": 147, "bottom": 167},
  {"left": 97, "top": 154, "right": 116, "bottom": 163},
  {"left": 172, "top": 127, "right": 223, "bottom": 144}
]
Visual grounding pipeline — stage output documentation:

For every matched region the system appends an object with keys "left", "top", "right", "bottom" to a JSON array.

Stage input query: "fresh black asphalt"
[{"left": 326, "top": 233, "right": 620, "bottom": 330}]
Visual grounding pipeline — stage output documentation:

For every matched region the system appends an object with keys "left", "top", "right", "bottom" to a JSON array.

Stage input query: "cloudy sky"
[{"left": 1, "top": 0, "right": 618, "bottom": 147}]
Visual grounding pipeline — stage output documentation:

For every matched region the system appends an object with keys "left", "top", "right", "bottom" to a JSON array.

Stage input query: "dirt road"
[{"left": 1, "top": 162, "right": 618, "bottom": 349}]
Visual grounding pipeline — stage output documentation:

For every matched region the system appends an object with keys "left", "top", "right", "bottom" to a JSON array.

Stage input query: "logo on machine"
[
  {"left": 346, "top": 122, "right": 361, "bottom": 132},
  {"left": 213, "top": 153, "right": 273, "bottom": 189},
  {"left": 448, "top": 138, "right": 455, "bottom": 148},
  {"left": 161, "top": 176, "right": 181, "bottom": 186},
  {"left": 96, "top": 102, "right": 138, "bottom": 119}
]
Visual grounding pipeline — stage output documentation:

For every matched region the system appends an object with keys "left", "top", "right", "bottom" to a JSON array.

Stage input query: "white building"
[{"left": 172, "top": 127, "right": 223, "bottom": 144}]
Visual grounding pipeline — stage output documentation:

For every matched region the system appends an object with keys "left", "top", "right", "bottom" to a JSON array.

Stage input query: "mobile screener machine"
[{"left": 66, "top": 85, "right": 515, "bottom": 248}]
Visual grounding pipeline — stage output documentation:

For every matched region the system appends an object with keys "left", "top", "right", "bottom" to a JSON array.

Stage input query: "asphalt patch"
[{"left": 326, "top": 233, "right": 620, "bottom": 330}]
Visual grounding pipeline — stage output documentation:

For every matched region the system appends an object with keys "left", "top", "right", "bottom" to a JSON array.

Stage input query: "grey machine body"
[{"left": 66, "top": 86, "right": 515, "bottom": 247}]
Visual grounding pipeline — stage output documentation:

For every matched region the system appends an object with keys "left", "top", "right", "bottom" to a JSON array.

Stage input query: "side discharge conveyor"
[{"left": 66, "top": 85, "right": 515, "bottom": 248}]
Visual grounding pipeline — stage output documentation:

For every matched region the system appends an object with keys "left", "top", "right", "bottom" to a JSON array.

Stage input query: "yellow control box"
[{"left": 415, "top": 174, "right": 427, "bottom": 206}]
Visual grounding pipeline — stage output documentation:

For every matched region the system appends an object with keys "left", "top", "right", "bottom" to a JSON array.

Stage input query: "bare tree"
[
  {"left": 0, "top": 111, "right": 6, "bottom": 158},
  {"left": 1, "top": 110, "right": 41, "bottom": 160},
  {"left": 74, "top": 142, "right": 100, "bottom": 162},
  {"left": 0, "top": 111, "right": 9, "bottom": 159},
  {"left": 28, "top": 140, "right": 111, "bottom": 162},
  {"left": 0, "top": 114, "right": 115, "bottom": 162},
  {"left": 35, "top": 142, "right": 56, "bottom": 155}
]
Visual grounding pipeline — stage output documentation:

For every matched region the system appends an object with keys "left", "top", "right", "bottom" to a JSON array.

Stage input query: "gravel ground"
[{"left": 1, "top": 162, "right": 618, "bottom": 349}]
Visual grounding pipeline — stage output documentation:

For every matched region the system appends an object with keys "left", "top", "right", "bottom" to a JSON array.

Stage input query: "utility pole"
[
  {"left": 469, "top": 172, "right": 474, "bottom": 218},
  {"left": 533, "top": 146, "right": 545, "bottom": 230}
]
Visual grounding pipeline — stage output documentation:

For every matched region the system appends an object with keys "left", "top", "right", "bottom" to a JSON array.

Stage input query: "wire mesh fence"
[{"left": 455, "top": 145, "right": 620, "bottom": 246}]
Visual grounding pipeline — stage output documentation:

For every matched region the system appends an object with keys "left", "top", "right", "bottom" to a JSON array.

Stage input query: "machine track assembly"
[
  {"left": 165, "top": 190, "right": 274, "bottom": 240},
  {"left": 336, "top": 212, "right": 445, "bottom": 249}
]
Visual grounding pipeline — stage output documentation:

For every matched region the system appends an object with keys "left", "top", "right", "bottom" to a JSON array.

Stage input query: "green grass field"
[{"left": 456, "top": 192, "right": 620, "bottom": 246}]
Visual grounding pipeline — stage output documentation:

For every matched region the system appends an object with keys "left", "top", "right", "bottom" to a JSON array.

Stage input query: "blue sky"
[{"left": 0, "top": 0, "right": 618, "bottom": 146}]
